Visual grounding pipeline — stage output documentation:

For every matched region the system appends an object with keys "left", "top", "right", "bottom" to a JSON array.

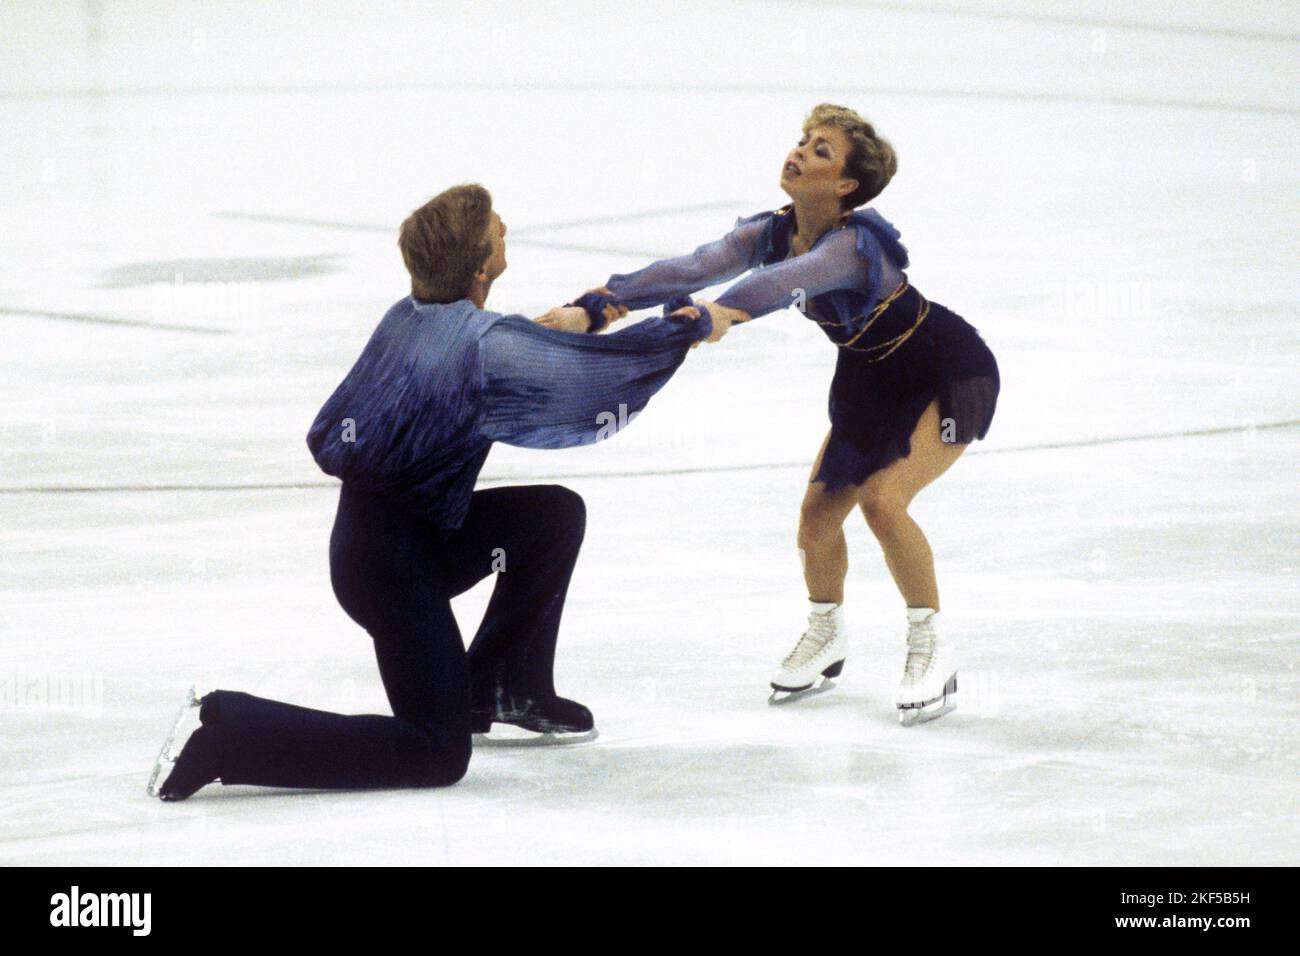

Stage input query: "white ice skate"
[
  {"left": 896, "top": 609, "right": 956, "bottom": 725},
  {"left": 768, "top": 601, "right": 848, "bottom": 704},
  {"left": 146, "top": 685, "right": 202, "bottom": 798}
]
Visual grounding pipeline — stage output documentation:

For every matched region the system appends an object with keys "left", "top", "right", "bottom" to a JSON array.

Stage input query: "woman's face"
[{"left": 780, "top": 124, "right": 857, "bottom": 207}]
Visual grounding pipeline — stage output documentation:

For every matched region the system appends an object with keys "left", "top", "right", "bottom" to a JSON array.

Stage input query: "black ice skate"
[{"left": 471, "top": 692, "right": 598, "bottom": 746}]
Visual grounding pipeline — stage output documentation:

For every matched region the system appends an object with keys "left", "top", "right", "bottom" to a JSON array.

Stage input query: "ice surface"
[{"left": 0, "top": 0, "right": 1296, "bottom": 864}]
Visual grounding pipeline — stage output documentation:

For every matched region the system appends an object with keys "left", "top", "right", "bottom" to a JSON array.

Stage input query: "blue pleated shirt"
[{"left": 307, "top": 296, "right": 709, "bottom": 529}]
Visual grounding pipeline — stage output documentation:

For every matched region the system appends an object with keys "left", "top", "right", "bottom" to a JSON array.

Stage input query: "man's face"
[{"left": 483, "top": 211, "right": 508, "bottom": 281}]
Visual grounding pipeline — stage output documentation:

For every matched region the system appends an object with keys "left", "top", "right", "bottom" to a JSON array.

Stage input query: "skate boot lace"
[
  {"left": 904, "top": 620, "right": 936, "bottom": 682},
  {"left": 784, "top": 609, "right": 837, "bottom": 668}
]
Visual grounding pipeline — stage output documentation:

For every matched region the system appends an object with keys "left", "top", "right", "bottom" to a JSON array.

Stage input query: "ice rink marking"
[{"left": 2, "top": 420, "right": 1295, "bottom": 496}]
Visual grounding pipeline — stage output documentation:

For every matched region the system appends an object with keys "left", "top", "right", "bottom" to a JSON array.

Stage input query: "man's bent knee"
[
  {"left": 413, "top": 733, "right": 472, "bottom": 788},
  {"left": 536, "top": 484, "right": 586, "bottom": 532}
]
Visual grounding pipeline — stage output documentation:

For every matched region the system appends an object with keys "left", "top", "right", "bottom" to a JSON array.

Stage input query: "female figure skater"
[
  {"left": 551, "top": 104, "right": 1000, "bottom": 723},
  {"left": 151, "top": 184, "right": 714, "bottom": 800}
]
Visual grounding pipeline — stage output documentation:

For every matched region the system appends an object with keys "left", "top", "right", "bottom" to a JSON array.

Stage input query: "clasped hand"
[
  {"left": 535, "top": 287, "right": 745, "bottom": 347},
  {"left": 535, "top": 287, "right": 628, "bottom": 333}
]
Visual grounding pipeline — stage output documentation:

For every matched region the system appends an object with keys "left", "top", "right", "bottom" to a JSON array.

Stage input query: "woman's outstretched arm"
[
  {"left": 709, "top": 225, "right": 870, "bottom": 324},
  {"left": 601, "top": 216, "right": 770, "bottom": 311}
]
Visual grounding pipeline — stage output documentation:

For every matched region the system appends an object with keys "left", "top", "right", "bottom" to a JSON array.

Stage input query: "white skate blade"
[
  {"left": 897, "top": 699, "right": 956, "bottom": 726},
  {"left": 146, "top": 685, "right": 201, "bottom": 798},
  {"left": 768, "top": 676, "right": 838, "bottom": 706},
  {"left": 897, "top": 674, "right": 957, "bottom": 726},
  {"left": 473, "top": 726, "right": 599, "bottom": 748}
]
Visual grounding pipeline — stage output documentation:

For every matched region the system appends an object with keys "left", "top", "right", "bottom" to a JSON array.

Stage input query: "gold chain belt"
[{"left": 833, "top": 280, "right": 930, "bottom": 363}]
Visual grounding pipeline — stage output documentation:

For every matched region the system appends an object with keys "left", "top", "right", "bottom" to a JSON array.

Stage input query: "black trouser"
[{"left": 201, "top": 483, "right": 587, "bottom": 790}]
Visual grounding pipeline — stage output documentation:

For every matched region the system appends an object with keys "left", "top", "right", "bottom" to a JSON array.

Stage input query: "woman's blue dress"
[{"left": 605, "top": 205, "right": 1000, "bottom": 488}]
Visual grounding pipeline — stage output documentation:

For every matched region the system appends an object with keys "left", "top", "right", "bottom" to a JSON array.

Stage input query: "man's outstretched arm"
[{"left": 478, "top": 310, "right": 712, "bottom": 449}]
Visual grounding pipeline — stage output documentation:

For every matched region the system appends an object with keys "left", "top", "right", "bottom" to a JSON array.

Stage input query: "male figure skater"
[{"left": 153, "top": 183, "right": 714, "bottom": 800}]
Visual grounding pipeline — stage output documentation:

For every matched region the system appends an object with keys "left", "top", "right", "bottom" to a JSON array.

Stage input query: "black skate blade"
[
  {"left": 768, "top": 677, "right": 837, "bottom": 706},
  {"left": 473, "top": 726, "right": 599, "bottom": 748}
]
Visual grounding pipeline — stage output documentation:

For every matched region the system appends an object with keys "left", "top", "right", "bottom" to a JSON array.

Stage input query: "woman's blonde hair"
[{"left": 803, "top": 103, "right": 897, "bottom": 210}]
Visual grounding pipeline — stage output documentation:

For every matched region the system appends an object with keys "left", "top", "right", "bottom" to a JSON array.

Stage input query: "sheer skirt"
[{"left": 813, "top": 286, "right": 1000, "bottom": 490}]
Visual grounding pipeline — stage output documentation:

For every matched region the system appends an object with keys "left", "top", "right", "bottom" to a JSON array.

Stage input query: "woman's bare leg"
[
  {"left": 797, "top": 431, "right": 862, "bottom": 605},
  {"left": 857, "top": 400, "right": 969, "bottom": 610}
]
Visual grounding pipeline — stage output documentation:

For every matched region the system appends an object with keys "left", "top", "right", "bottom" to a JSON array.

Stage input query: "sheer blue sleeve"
[
  {"left": 479, "top": 312, "right": 710, "bottom": 449},
  {"left": 605, "top": 216, "right": 769, "bottom": 310},
  {"left": 714, "top": 226, "right": 871, "bottom": 320}
]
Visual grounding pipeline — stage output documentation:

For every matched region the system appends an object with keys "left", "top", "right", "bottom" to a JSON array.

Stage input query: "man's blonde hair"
[
  {"left": 398, "top": 183, "right": 494, "bottom": 303},
  {"left": 803, "top": 103, "right": 898, "bottom": 209}
]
